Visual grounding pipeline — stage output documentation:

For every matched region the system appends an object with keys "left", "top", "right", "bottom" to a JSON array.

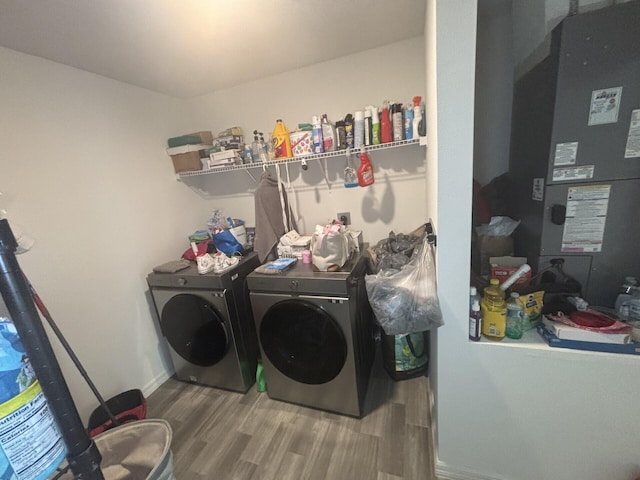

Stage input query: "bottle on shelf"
[
  {"left": 419, "top": 100, "right": 426, "bottom": 136},
  {"left": 312, "top": 115, "right": 324, "bottom": 154},
  {"left": 251, "top": 131, "right": 261, "bottom": 160},
  {"left": 370, "top": 105, "right": 381, "bottom": 145},
  {"left": 404, "top": 102, "right": 414, "bottom": 140},
  {"left": 380, "top": 101, "right": 393, "bottom": 143},
  {"left": 335, "top": 120, "right": 346, "bottom": 150},
  {"left": 357, "top": 146, "right": 374, "bottom": 187},
  {"left": 412, "top": 96, "right": 423, "bottom": 138},
  {"left": 243, "top": 144, "right": 254, "bottom": 164},
  {"left": 354, "top": 110, "right": 365, "bottom": 149},
  {"left": 258, "top": 132, "right": 269, "bottom": 162},
  {"left": 344, "top": 113, "right": 354, "bottom": 149},
  {"left": 321, "top": 114, "right": 336, "bottom": 152},
  {"left": 505, "top": 292, "right": 525, "bottom": 339},
  {"left": 481, "top": 278, "right": 507, "bottom": 341},
  {"left": 343, "top": 148, "right": 359, "bottom": 188},
  {"left": 469, "top": 286, "right": 482, "bottom": 342},
  {"left": 392, "top": 102, "right": 404, "bottom": 142},
  {"left": 615, "top": 276, "right": 639, "bottom": 320},
  {"left": 272, "top": 119, "right": 292, "bottom": 159},
  {"left": 364, "top": 107, "right": 373, "bottom": 146}
]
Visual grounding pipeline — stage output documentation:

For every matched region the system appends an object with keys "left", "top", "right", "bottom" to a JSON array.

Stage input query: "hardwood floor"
[{"left": 146, "top": 350, "right": 435, "bottom": 480}]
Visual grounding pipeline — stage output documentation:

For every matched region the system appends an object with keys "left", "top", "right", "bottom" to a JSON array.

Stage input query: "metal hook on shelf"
[{"left": 300, "top": 159, "right": 308, "bottom": 171}]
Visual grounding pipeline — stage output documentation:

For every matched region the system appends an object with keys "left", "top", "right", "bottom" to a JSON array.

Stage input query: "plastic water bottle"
[{"left": 505, "top": 292, "right": 525, "bottom": 339}]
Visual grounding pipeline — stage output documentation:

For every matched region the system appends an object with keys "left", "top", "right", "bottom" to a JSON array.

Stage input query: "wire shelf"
[{"left": 177, "top": 137, "right": 426, "bottom": 179}]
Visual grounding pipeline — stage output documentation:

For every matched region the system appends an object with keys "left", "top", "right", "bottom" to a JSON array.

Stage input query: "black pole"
[{"left": 0, "top": 219, "right": 104, "bottom": 480}]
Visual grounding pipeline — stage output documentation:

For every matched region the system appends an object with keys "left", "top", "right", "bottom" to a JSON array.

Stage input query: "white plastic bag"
[{"left": 365, "top": 235, "right": 443, "bottom": 335}]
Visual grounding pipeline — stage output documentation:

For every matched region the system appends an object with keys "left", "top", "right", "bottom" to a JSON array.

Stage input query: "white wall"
[
  {"left": 431, "top": 1, "right": 640, "bottom": 480},
  {"left": 186, "top": 37, "right": 428, "bottom": 243},
  {"left": 0, "top": 46, "right": 211, "bottom": 422}
]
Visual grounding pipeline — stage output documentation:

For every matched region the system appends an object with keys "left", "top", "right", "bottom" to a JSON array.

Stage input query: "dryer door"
[
  {"left": 160, "top": 293, "right": 229, "bottom": 367},
  {"left": 259, "top": 299, "right": 347, "bottom": 384}
]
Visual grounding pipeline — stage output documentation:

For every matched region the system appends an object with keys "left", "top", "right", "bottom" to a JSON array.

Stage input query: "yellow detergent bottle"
[
  {"left": 272, "top": 119, "right": 292, "bottom": 159},
  {"left": 481, "top": 278, "right": 507, "bottom": 340}
]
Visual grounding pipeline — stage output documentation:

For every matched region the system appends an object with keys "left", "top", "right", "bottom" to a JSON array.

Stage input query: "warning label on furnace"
[
  {"left": 588, "top": 87, "right": 622, "bottom": 126},
  {"left": 561, "top": 185, "right": 610, "bottom": 253},
  {"left": 624, "top": 109, "right": 640, "bottom": 158}
]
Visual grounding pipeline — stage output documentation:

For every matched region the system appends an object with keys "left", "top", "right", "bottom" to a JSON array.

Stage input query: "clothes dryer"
[
  {"left": 147, "top": 252, "right": 260, "bottom": 393},
  {"left": 247, "top": 251, "right": 376, "bottom": 417}
]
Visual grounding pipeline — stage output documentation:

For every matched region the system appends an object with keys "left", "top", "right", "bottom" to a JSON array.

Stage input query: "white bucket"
[
  {"left": 0, "top": 318, "right": 66, "bottom": 480},
  {"left": 93, "top": 419, "right": 174, "bottom": 480}
]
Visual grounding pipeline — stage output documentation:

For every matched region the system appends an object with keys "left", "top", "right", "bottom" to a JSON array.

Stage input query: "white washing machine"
[
  {"left": 247, "top": 251, "right": 376, "bottom": 417},
  {"left": 147, "top": 252, "right": 260, "bottom": 393}
]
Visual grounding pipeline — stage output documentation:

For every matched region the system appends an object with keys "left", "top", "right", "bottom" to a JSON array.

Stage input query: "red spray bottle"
[
  {"left": 357, "top": 146, "right": 375, "bottom": 187},
  {"left": 380, "top": 100, "right": 393, "bottom": 144}
]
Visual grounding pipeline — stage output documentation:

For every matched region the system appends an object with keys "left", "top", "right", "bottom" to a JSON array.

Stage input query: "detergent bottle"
[
  {"left": 481, "top": 278, "right": 507, "bottom": 340},
  {"left": 357, "top": 146, "right": 374, "bottom": 187},
  {"left": 272, "top": 119, "right": 292, "bottom": 159},
  {"left": 380, "top": 101, "right": 392, "bottom": 143}
]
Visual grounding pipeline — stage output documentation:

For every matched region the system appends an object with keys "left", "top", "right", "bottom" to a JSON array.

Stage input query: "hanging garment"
[{"left": 254, "top": 171, "right": 297, "bottom": 263}]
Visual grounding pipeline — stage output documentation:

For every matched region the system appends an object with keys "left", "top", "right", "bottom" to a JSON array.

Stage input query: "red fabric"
[
  {"left": 546, "top": 310, "right": 631, "bottom": 334},
  {"left": 181, "top": 240, "right": 211, "bottom": 261}
]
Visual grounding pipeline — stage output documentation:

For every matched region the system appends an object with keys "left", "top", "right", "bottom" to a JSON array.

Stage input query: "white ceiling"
[{"left": 0, "top": 0, "right": 426, "bottom": 99}]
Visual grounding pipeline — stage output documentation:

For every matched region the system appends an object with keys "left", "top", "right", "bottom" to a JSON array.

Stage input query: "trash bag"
[{"left": 365, "top": 234, "right": 443, "bottom": 335}]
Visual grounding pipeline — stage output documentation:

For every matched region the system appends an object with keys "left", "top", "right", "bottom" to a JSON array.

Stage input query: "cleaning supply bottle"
[
  {"left": 344, "top": 113, "right": 354, "bottom": 149},
  {"left": 380, "top": 101, "right": 392, "bottom": 143},
  {"left": 481, "top": 278, "right": 507, "bottom": 341},
  {"left": 404, "top": 102, "right": 414, "bottom": 140},
  {"left": 258, "top": 132, "right": 269, "bottom": 162},
  {"left": 469, "top": 298, "right": 482, "bottom": 342},
  {"left": 336, "top": 120, "right": 346, "bottom": 150},
  {"left": 251, "top": 131, "right": 261, "bottom": 160},
  {"left": 343, "top": 148, "right": 359, "bottom": 188},
  {"left": 357, "top": 146, "right": 374, "bottom": 187},
  {"left": 364, "top": 107, "right": 373, "bottom": 146},
  {"left": 272, "top": 119, "right": 292, "bottom": 159},
  {"left": 505, "top": 292, "right": 525, "bottom": 339},
  {"left": 321, "top": 114, "right": 336, "bottom": 152},
  {"left": 412, "top": 96, "right": 423, "bottom": 138},
  {"left": 312, "top": 115, "right": 324, "bottom": 154},
  {"left": 419, "top": 100, "right": 426, "bottom": 136},
  {"left": 370, "top": 105, "right": 381, "bottom": 145},
  {"left": 354, "top": 110, "right": 365, "bottom": 149},
  {"left": 392, "top": 102, "right": 404, "bottom": 141}
]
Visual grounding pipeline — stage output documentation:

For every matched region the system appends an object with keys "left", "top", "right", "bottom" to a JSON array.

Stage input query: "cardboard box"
[
  {"left": 474, "top": 235, "right": 514, "bottom": 276},
  {"left": 490, "top": 256, "right": 531, "bottom": 288},
  {"left": 170, "top": 151, "right": 203, "bottom": 173}
]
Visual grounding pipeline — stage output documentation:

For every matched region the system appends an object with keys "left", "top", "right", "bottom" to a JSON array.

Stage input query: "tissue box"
[{"left": 490, "top": 256, "right": 531, "bottom": 288}]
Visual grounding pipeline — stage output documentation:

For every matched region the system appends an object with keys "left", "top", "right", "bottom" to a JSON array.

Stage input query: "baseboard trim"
[
  {"left": 435, "top": 460, "right": 504, "bottom": 480},
  {"left": 142, "top": 369, "right": 172, "bottom": 397}
]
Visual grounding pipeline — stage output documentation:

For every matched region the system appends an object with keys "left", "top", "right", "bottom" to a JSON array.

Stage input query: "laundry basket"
[{"left": 52, "top": 419, "right": 175, "bottom": 480}]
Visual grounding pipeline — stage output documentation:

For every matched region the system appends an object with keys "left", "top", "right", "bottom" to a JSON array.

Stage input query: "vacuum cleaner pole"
[{"left": 0, "top": 219, "right": 104, "bottom": 480}]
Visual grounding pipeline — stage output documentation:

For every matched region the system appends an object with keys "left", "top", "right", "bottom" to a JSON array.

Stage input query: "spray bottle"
[
  {"left": 380, "top": 101, "right": 392, "bottom": 143},
  {"left": 370, "top": 105, "right": 381, "bottom": 145},
  {"left": 354, "top": 110, "right": 365, "bottom": 149},
  {"left": 343, "top": 148, "right": 359, "bottom": 188},
  {"left": 321, "top": 114, "right": 336, "bottom": 152},
  {"left": 404, "top": 102, "right": 414, "bottom": 140},
  {"left": 357, "top": 146, "right": 374, "bottom": 187},
  {"left": 258, "top": 132, "right": 269, "bottom": 162},
  {"left": 251, "top": 131, "right": 261, "bottom": 160},
  {"left": 364, "top": 107, "right": 372, "bottom": 146},
  {"left": 412, "top": 96, "right": 423, "bottom": 138},
  {"left": 392, "top": 102, "right": 404, "bottom": 141}
]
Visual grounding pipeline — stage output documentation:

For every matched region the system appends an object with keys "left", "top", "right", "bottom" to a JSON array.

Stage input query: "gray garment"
[{"left": 254, "top": 171, "right": 297, "bottom": 263}]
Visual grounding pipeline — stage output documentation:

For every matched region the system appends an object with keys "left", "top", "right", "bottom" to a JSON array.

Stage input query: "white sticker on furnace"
[
  {"left": 588, "top": 87, "right": 622, "bottom": 126},
  {"left": 553, "top": 142, "right": 578, "bottom": 166},
  {"left": 532, "top": 178, "right": 544, "bottom": 201},
  {"left": 552, "top": 165, "right": 594, "bottom": 181},
  {"left": 561, "top": 185, "right": 610, "bottom": 253},
  {"left": 624, "top": 109, "right": 640, "bottom": 158}
]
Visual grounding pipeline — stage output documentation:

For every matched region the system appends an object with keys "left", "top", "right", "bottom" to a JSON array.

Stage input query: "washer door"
[
  {"left": 259, "top": 299, "right": 347, "bottom": 384},
  {"left": 161, "top": 294, "right": 229, "bottom": 367}
]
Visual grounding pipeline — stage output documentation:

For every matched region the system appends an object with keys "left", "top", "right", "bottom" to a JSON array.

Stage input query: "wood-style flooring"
[{"left": 146, "top": 350, "right": 435, "bottom": 480}]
